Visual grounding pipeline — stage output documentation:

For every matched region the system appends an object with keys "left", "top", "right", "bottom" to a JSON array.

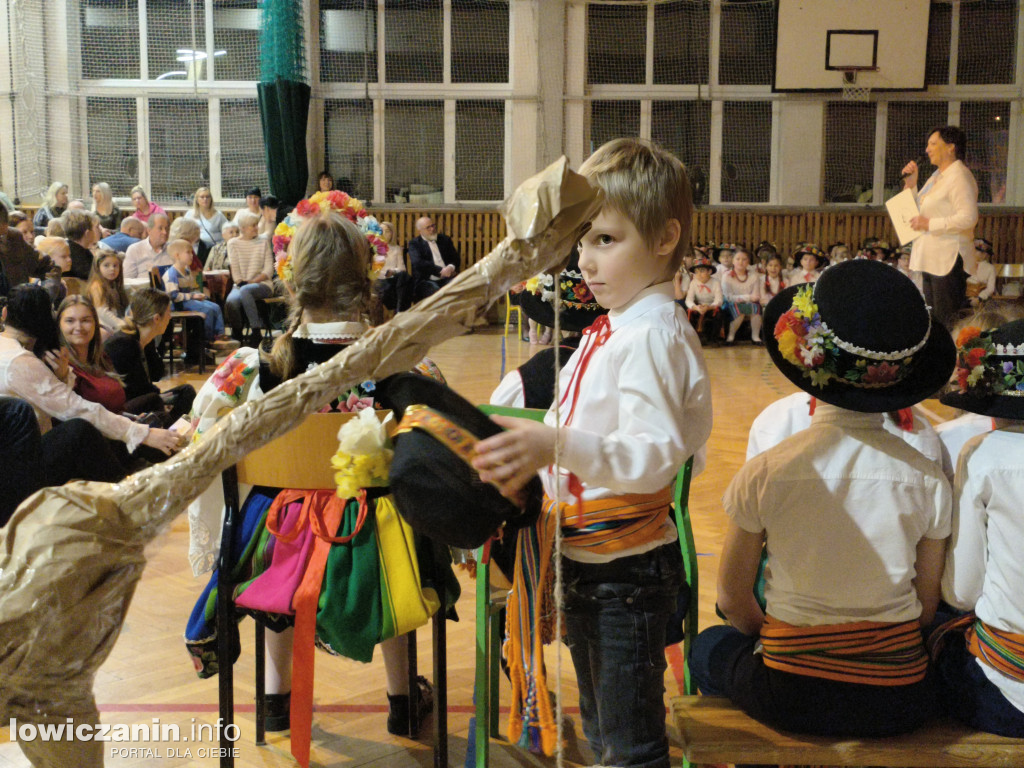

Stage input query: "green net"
[{"left": 260, "top": 0, "right": 307, "bottom": 84}]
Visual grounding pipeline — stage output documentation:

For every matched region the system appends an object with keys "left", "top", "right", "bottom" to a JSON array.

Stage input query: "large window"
[
  {"left": 721, "top": 102, "right": 770, "bottom": 203},
  {"left": 824, "top": 102, "right": 877, "bottom": 203}
]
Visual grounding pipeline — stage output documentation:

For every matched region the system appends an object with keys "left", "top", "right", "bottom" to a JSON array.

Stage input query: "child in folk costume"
[
  {"left": 685, "top": 253, "right": 724, "bottom": 345},
  {"left": 691, "top": 259, "right": 955, "bottom": 737},
  {"left": 931, "top": 318, "right": 1024, "bottom": 737},
  {"left": 472, "top": 138, "right": 713, "bottom": 768},
  {"left": 966, "top": 238, "right": 997, "bottom": 307},
  {"left": 754, "top": 240, "right": 777, "bottom": 275},
  {"left": 721, "top": 247, "right": 763, "bottom": 345},
  {"left": 760, "top": 252, "right": 787, "bottom": 309},
  {"left": 788, "top": 243, "right": 826, "bottom": 286},
  {"left": 715, "top": 242, "right": 737, "bottom": 278}
]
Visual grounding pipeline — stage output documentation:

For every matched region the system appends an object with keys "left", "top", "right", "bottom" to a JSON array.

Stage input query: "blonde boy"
[
  {"left": 164, "top": 239, "right": 232, "bottom": 348},
  {"left": 473, "top": 139, "right": 712, "bottom": 768}
]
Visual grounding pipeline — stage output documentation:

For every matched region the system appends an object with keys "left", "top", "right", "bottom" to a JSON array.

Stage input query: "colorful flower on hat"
[
  {"left": 273, "top": 190, "right": 386, "bottom": 285},
  {"left": 863, "top": 361, "right": 901, "bottom": 385},
  {"left": 950, "top": 325, "right": 1024, "bottom": 396}
]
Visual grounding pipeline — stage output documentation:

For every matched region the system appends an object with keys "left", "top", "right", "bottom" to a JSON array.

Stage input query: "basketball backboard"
[{"left": 774, "top": 0, "right": 931, "bottom": 92}]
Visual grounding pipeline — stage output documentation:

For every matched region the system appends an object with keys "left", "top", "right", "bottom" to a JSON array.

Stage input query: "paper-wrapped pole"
[{"left": 0, "top": 157, "right": 601, "bottom": 763}]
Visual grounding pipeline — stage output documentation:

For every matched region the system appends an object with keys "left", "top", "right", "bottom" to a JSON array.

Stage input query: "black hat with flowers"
[
  {"left": 519, "top": 248, "right": 607, "bottom": 334},
  {"left": 793, "top": 243, "right": 828, "bottom": 270},
  {"left": 689, "top": 253, "right": 716, "bottom": 274},
  {"left": 381, "top": 374, "right": 543, "bottom": 549},
  {"left": 764, "top": 260, "right": 956, "bottom": 412},
  {"left": 940, "top": 320, "right": 1024, "bottom": 419}
]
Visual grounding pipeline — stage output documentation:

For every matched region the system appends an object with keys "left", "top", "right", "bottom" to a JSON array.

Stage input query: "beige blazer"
[{"left": 909, "top": 160, "right": 978, "bottom": 277}]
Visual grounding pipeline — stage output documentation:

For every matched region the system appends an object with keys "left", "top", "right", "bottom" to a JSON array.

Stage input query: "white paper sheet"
[{"left": 885, "top": 189, "right": 923, "bottom": 246}]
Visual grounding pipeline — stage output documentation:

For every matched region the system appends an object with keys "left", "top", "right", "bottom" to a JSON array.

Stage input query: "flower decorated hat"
[
  {"left": 764, "top": 259, "right": 955, "bottom": 412},
  {"left": 793, "top": 242, "right": 828, "bottom": 270},
  {"left": 380, "top": 373, "right": 543, "bottom": 549},
  {"left": 689, "top": 253, "right": 716, "bottom": 274},
  {"left": 272, "top": 190, "right": 388, "bottom": 284},
  {"left": 518, "top": 248, "right": 606, "bottom": 333},
  {"left": 940, "top": 319, "right": 1024, "bottom": 419}
]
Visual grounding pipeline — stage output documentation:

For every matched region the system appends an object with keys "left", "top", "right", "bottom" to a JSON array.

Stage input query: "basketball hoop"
[{"left": 840, "top": 68, "right": 874, "bottom": 102}]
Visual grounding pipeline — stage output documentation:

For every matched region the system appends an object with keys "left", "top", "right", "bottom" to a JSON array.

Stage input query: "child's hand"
[{"left": 472, "top": 415, "right": 556, "bottom": 500}]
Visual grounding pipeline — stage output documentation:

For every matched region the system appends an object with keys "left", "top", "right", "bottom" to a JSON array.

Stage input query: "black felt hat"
[
  {"left": 940, "top": 319, "right": 1024, "bottom": 420},
  {"left": 764, "top": 260, "right": 956, "bottom": 412},
  {"left": 381, "top": 374, "right": 542, "bottom": 549}
]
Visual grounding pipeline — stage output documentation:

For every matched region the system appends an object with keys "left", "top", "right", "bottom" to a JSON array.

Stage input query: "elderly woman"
[
  {"left": 32, "top": 181, "right": 68, "bottom": 235},
  {"left": 127, "top": 185, "right": 166, "bottom": 226},
  {"left": 168, "top": 214, "right": 209, "bottom": 267},
  {"left": 903, "top": 126, "right": 979, "bottom": 328}
]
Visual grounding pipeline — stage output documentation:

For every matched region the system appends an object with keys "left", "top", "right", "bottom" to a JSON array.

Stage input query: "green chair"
[{"left": 471, "top": 404, "right": 699, "bottom": 767}]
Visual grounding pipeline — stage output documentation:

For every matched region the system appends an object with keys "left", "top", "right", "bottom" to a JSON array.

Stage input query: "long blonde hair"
[
  {"left": 269, "top": 212, "right": 371, "bottom": 379},
  {"left": 43, "top": 181, "right": 68, "bottom": 212},
  {"left": 91, "top": 182, "right": 114, "bottom": 216},
  {"left": 192, "top": 186, "right": 218, "bottom": 217},
  {"left": 122, "top": 288, "right": 171, "bottom": 336},
  {"left": 88, "top": 251, "right": 129, "bottom": 315}
]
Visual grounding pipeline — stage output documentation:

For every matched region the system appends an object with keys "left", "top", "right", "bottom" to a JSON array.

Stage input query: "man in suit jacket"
[{"left": 407, "top": 216, "right": 460, "bottom": 301}]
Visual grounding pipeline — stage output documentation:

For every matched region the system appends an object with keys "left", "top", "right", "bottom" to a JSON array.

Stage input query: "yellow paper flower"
[
  {"left": 776, "top": 329, "right": 802, "bottom": 367},
  {"left": 330, "top": 408, "right": 394, "bottom": 499},
  {"left": 791, "top": 286, "right": 817, "bottom": 318}
]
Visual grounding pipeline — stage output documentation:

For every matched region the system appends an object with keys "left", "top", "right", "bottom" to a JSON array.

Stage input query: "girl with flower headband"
[{"left": 186, "top": 204, "right": 444, "bottom": 741}]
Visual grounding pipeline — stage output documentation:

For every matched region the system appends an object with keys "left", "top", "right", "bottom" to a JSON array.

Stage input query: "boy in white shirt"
[
  {"left": 472, "top": 138, "right": 712, "bottom": 768},
  {"left": 684, "top": 254, "right": 724, "bottom": 345}
]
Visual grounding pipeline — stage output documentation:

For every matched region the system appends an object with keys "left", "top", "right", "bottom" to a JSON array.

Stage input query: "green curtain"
[
  {"left": 258, "top": 0, "right": 309, "bottom": 206},
  {"left": 257, "top": 79, "right": 310, "bottom": 207}
]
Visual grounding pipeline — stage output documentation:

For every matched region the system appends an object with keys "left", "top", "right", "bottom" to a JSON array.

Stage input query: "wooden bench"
[{"left": 672, "top": 696, "right": 1024, "bottom": 767}]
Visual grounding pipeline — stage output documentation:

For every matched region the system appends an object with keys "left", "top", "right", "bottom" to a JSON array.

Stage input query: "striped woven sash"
[
  {"left": 761, "top": 615, "right": 929, "bottom": 686},
  {"left": 968, "top": 620, "right": 1024, "bottom": 683},
  {"left": 504, "top": 487, "right": 672, "bottom": 755}
]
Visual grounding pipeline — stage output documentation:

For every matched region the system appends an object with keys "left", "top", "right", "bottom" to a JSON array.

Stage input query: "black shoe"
[
  {"left": 387, "top": 676, "right": 433, "bottom": 737},
  {"left": 264, "top": 692, "right": 290, "bottom": 732}
]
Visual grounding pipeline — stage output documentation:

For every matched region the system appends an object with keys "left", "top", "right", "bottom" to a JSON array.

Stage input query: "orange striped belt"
[
  {"left": 545, "top": 486, "right": 672, "bottom": 555},
  {"left": 761, "top": 615, "right": 929, "bottom": 686},
  {"left": 967, "top": 620, "right": 1024, "bottom": 683}
]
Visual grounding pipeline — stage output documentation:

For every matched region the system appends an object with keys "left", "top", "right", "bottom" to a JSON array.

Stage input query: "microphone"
[{"left": 900, "top": 157, "right": 927, "bottom": 180}]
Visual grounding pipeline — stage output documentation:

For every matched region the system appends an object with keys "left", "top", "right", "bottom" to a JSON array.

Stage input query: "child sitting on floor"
[
  {"left": 721, "top": 247, "right": 762, "bottom": 345},
  {"left": 472, "top": 137, "right": 713, "bottom": 768},
  {"left": 690, "top": 259, "right": 955, "bottom": 738},
  {"left": 788, "top": 243, "right": 826, "bottom": 286}
]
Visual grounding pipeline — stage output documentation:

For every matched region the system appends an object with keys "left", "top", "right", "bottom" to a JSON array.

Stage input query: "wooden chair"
[
  {"left": 470, "top": 404, "right": 698, "bottom": 768},
  {"left": 673, "top": 695, "right": 1024, "bottom": 767},
  {"left": 149, "top": 266, "right": 207, "bottom": 374},
  {"left": 215, "top": 411, "right": 449, "bottom": 767}
]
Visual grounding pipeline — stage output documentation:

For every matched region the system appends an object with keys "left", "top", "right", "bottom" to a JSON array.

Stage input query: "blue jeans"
[
  {"left": 563, "top": 542, "right": 684, "bottom": 768},
  {"left": 225, "top": 281, "right": 273, "bottom": 329},
  {"left": 181, "top": 298, "right": 225, "bottom": 340}
]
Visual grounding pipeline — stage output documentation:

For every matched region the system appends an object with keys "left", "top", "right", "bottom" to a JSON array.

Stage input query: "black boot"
[
  {"left": 386, "top": 676, "right": 433, "bottom": 737},
  {"left": 264, "top": 692, "right": 290, "bottom": 732}
]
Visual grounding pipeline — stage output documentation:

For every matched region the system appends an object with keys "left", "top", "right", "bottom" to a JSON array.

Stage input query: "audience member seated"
[
  {"left": 967, "top": 238, "right": 997, "bottom": 307},
  {"left": 62, "top": 209, "right": 101, "bottom": 280},
  {"left": 91, "top": 182, "right": 123, "bottom": 235},
  {"left": 8, "top": 211, "right": 35, "bottom": 247},
  {"left": 169, "top": 215, "right": 208, "bottom": 269},
  {"left": 100, "top": 216, "right": 145, "bottom": 254},
  {"left": 34, "top": 237, "right": 72, "bottom": 307},
  {"left": 232, "top": 186, "right": 263, "bottom": 230},
  {"left": 684, "top": 253, "right": 723, "bottom": 345},
  {"left": 259, "top": 195, "right": 281, "bottom": 240},
  {"left": 127, "top": 185, "right": 166, "bottom": 226},
  {"left": 373, "top": 220, "right": 412, "bottom": 312},
  {"left": 721, "top": 247, "right": 762, "bottom": 345},
  {"left": 204, "top": 221, "right": 237, "bottom": 272},
  {"left": 690, "top": 260, "right": 954, "bottom": 739},
  {"left": 32, "top": 181, "right": 68, "bottom": 235},
  {"left": 163, "top": 239, "right": 237, "bottom": 356},
  {"left": 316, "top": 171, "right": 334, "bottom": 192},
  {"left": 104, "top": 288, "right": 196, "bottom": 426},
  {"left": 225, "top": 211, "right": 275, "bottom": 344},
  {"left": 88, "top": 249, "right": 129, "bottom": 336},
  {"left": 0, "top": 285, "right": 179, "bottom": 482},
  {"left": 407, "top": 216, "right": 459, "bottom": 301},
  {"left": 0, "top": 202, "right": 39, "bottom": 289},
  {"left": 932, "top": 317, "right": 1024, "bottom": 738},
  {"left": 185, "top": 186, "right": 228, "bottom": 251},
  {"left": 123, "top": 212, "right": 171, "bottom": 283}
]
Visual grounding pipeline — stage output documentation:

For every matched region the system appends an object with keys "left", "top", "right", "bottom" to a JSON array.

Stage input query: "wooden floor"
[{"left": 0, "top": 326, "right": 953, "bottom": 768}]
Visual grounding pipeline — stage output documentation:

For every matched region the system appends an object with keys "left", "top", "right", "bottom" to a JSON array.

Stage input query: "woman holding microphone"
[{"left": 902, "top": 126, "right": 978, "bottom": 328}]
